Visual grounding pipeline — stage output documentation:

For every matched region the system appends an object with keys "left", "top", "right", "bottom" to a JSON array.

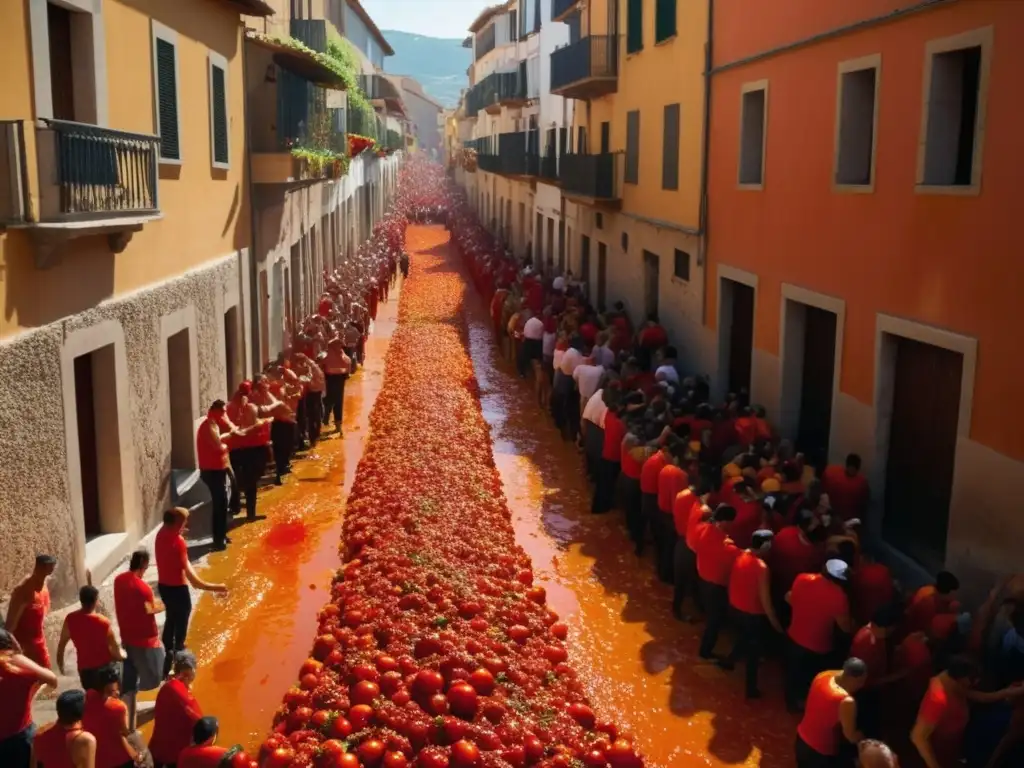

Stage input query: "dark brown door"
[
  {"left": 643, "top": 250, "right": 659, "bottom": 319},
  {"left": 727, "top": 281, "right": 754, "bottom": 395},
  {"left": 580, "top": 235, "right": 591, "bottom": 285},
  {"left": 597, "top": 242, "right": 607, "bottom": 310},
  {"left": 535, "top": 212, "right": 543, "bottom": 262},
  {"left": 546, "top": 218, "right": 555, "bottom": 271},
  {"left": 74, "top": 353, "right": 101, "bottom": 538},
  {"left": 884, "top": 338, "right": 962, "bottom": 568},
  {"left": 797, "top": 306, "right": 837, "bottom": 472},
  {"left": 48, "top": 3, "right": 76, "bottom": 121}
]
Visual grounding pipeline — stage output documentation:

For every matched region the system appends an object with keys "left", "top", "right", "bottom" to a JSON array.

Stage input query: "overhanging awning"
[
  {"left": 246, "top": 34, "right": 346, "bottom": 90},
  {"left": 222, "top": 0, "right": 275, "bottom": 17}
]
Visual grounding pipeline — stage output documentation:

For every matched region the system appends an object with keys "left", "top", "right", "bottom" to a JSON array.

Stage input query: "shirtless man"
[
  {"left": 293, "top": 353, "right": 326, "bottom": 448},
  {"left": 252, "top": 373, "right": 296, "bottom": 485},
  {"left": 322, "top": 338, "right": 352, "bottom": 434},
  {"left": 5, "top": 554, "right": 57, "bottom": 667}
]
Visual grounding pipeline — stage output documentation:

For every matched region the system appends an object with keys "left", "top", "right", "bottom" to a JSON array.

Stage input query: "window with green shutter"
[
  {"left": 655, "top": 0, "right": 677, "bottom": 43},
  {"left": 627, "top": 0, "right": 643, "bottom": 54},
  {"left": 625, "top": 110, "right": 640, "bottom": 184},
  {"left": 210, "top": 61, "right": 229, "bottom": 167},
  {"left": 155, "top": 37, "right": 180, "bottom": 161},
  {"left": 662, "top": 103, "right": 680, "bottom": 190}
]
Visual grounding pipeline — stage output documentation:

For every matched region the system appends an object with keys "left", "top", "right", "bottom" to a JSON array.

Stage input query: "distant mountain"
[{"left": 381, "top": 30, "right": 471, "bottom": 108}]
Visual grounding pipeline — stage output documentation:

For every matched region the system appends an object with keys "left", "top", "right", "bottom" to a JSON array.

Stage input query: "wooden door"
[
  {"left": 74, "top": 354, "right": 101, "bottom": 538},
  {"left": 597, "top": 242, "right": 607, "bottom": 310},
  {"left": 48, "top": 4, "right": 76, "bottom": 121},
  {"left": 797, "top": 306, "right": 837, "bottom": 472},
  {"left": 643, "top": 250, "right": 659, "bottom": 319},
  {"left": 727, "top": 281, "right": 754, "bottom": 395}
]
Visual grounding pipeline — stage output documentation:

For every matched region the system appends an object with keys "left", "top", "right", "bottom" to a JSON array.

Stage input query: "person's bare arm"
[
  {"left": 117, "top": 704, "right": 139, "bottom": 761},
  {"left": 106, "top": 625, "right": 124, "bottom": 661},
  {"left": 835, "top": 605, "right": 854, "bottom": 635},
  {"left": 12, "top": 652, "right": 58, "bottom": 687},
  {"left": 967, "top": 683, "right": 1024, "bottom": 704},
  {"left": 69, "top": 731, "right": 97, "bottom": 768},
  {"left": 184, "top": 560, "right": 227, "bottom": 593},
  {"left": 838, "top": 696, "right": 863, "bottom": 744},
  {"left": 145, "top": 597, "right": 165, "bottom": 615},
  {"left": 56, "top": 618, "right": 71, "bottom": 675},
  {"left": 759, "top": 570, "right": 784, "bottom": 633},
  {"left": 911, "top": 718, "right": 942, "bottom": 768},
  {"left": 5, "top": 588, "right": 27, "bottom": 632},
  {"left": 985, "top": 704, "right": 1024, "bottom": 768}
]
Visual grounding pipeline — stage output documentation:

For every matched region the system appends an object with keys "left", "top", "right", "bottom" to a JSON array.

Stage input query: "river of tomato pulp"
[{"left": 167, "top": 225, "right": 796, "bottom": 767}]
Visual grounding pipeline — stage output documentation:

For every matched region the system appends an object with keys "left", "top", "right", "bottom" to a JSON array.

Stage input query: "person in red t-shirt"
[
  {"left": 592, "top": 406, "right": 626, "bottom": 515},
  {"left": 904, "top": 571, "right": 961, "bottom": 638},
  {"left": 5, "top": 554, "right": 56, "bottom": 669},
  {"left": 821, "top": 453, "right": 869, "bottom": 522},
  {"left": 720, "top": 530, "right": 784, "bottom": 698},
  {"left": 178, "top": 716, "right": 249, "bottom": 768},
  {"left": 769, "top": 508, "right": 826, "bottom": 617},
  {"left": 795, "top": 659, "right": 866, "bottom": 767},
  {"left": 57, "top": 585, "right": 122, "bottom": 690},
  {"left": 639, "top": 444, "right": 670, "bottom": 558},
  {"left": 849, "top": 604, "right": 903, "bottom": 739},
  {"left": 150, "top": 651, "right": 204, "bottom": 768},
  {"left": 655, "top": 450, "right": 689, "bottom": 584},
  {"left": 785, "top": 559, "right": 852, "bottom": 712},
  {"left": 114, "top": 549, "right": 165, "bottom": 730},
  {"left": 31, "top": 689, "right": 96, "bottom": 768},
  {"left": 82, "top": 664, "right": 139, "bottom": 768},
  {"left": 911, "top": 656, "right": 1024, "bottom": 768},
  {"left": 850, "top": 556, "right": 896, "bottom": 627},
  {"left": 696, "top": 505, "right": 740, "bottom": 661},
  {"left": 671, "top": 486, "right": 706, "bottom": 620},
  {"left": 156, "top": 509, "right": 227, "bottom": 680},
  {"left": 0, "top": 628, "right": 57, "bottom": 766}
]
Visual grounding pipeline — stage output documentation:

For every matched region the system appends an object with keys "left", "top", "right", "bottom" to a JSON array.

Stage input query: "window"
[
  {"left": 655, "top": 0, "right": 677, "bottom": 43},
  {"left": 209, "top": 52, "right": 230, "bottom": 169},
  {"left": 918, "top": 29, "right": 990, "bottom": 190},
  {"left": 662, "top": 103, "right": 680, "bottom": 190},
  {"left": 673, "top": 249, "right": 690, "bottom": 281},
  {"left": 625, "top": 110, "right": 640, "bottom": 184},
  {"left": 621, "top": 232, "right": 629, "bottom": 252},
  {"left": 152, "top": 22, "right": 182, "bottom": 162},
  {"left": 576, "top": 126, "right": 587, "bottom": 153},
  {"left": 738, "top": 82, "right": 768, "bottom": 186},
  {"left": 834, "top": 56, "right": 879, "bottom": 188},
  {"left": 595, "top": 212, "right": 603, "bottom": 229},
  {"left": 627, "top": 0, "right": 644, "bottom": 54},
  {"left": 600, "top": 121, "right": 610, "bottom": 154}
]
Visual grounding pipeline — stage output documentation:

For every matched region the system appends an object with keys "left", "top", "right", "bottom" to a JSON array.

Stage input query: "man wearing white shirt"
[
  {"left": 559, "top": 345, "right": 584, "bottom": 376},
  {"left": 552, "top": 274, "right": 566, "bottom": 293},
  {"left": 592, "top": 333, "right": 616, "bottom": 369},
  {"left": 553, "top": 339, "right": 584, "bottom": 441},
  {"left": 573, "top": 361, "right": 605, "bottom": 413},
  {"left": 520, "top": 314, "right": 545, "bottom": 378},
  {"left": 581, "top": 388, "right": 608, "bottom": 481}
]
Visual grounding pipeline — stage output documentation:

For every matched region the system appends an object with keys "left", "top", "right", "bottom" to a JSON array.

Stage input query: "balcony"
[
  {"left": 551, "top": 0, "right": 581, "bottom": 23},
  {"left": 475, "top": 131, "right": 540, "bottom": 178},
  {"left": 360, "top": 74, "right": 406, "bottom": 116},
  {"left": 539, "top": 152, "right": 558, "bottom": 183},
  {"left": 465, "top": 62, "right": 529, "bottom": 117},
  {"left": 1, "top": 119, "right": 161, "bottom": 268},
  {"left": 559, "top": 153, "right": 622, "bottom": 206},
  {"left": 550, "top": 36, "right": 618, "bottom": 100}
]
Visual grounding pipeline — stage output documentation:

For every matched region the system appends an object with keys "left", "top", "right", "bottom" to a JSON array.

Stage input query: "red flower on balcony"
[{"left": 347, "top": 133, "right": 375, "bottom": 158}]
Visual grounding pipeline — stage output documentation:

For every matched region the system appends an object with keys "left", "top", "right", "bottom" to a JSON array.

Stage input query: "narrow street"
[{"left": 163, "top": 225, "right": 795, "bottom": 766}]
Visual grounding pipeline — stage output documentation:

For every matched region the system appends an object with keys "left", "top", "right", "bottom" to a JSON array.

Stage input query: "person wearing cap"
[
  {"left": 696, "top": 504, "right": 741, "bottom": 661},
  {"left": 0, "top": 627, "right": 58, "bottom": 766},
  {"left": 81, "top": 663, "right": 139, "bottom": 768},
  {"left": 719, "top": 530, "right": 784, "bottom": 698},
  {"left": 795, "top": 657, "right": 867, "bottom": 767},
  {"left": 821, "top": 453, "right": 869, "bottom": 523},
  {"left": 31, "top": 689, "right": 96, "bottom": 768},
  {"left": 904, "top": 571, "right": 961, "bottom": 638},
  {"left": 785, "top": 558, "right": 853, "bottom": 712},
  {"left": 155, "top": 508, "right": 227, "bottom": 679},
  {"left": 5, "top": 554, "right": 57, "bottom": 668},
  {"left": 150, "top": 651, "right": 203, "bottom": 768},
  {"left": 57, "top": 586, "right": 123, "bottom": 690}
]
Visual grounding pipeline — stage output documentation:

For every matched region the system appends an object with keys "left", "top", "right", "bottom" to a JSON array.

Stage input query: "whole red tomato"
[
  {"left": 523, "top": 734, "right": 544, "bottom": 764},
  {"left": 348, "top": 704, "right": 375, "bottom": 730},
  {"left": 605, "top": 740, "right": 640, "bottom": 768},
  {"left": 357, "top": 738, "right": 387, "bottom": 766},
  {"left": 566, "top": 703, "right": 596, "bottom": 730},
  {"left": 526, "top": 586, "right": 546, "bottom": 605},
  {"left": 582, "top": 749, "right": 608, "bottom": 768},
  {"left": 229, "top": 750, "right": 252, "bottom": 768},
  {"left": 383, "top": 751, "right": 409, "bottom": 768},
  {"left": 413, "top": 669, "right": 445, "bottom": 696},
  {"left": 376, "top": 654, "right": 400, "bottom": 672},
  {"left": 416, "top": 746, "right": 450, "bottom": 768},
  {"left": 263, "top": 746, "right": 295, "bottom": 768},
  {"left": 468, "top": 669, "right": 494, "bottom": 695},
  {"left": 351, "top": 680, "right": 381, "bottom": 705},
  {"left": 449, "top": 740, "right": 480, "bottom": 768},
  {"left": 328, "top": 717, "right": 352, "bottom": 739},
  {"left": 445, "top": 682, "right": 478, "bottom": 719}
]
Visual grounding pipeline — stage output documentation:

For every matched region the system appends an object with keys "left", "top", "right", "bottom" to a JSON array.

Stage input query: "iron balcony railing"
[
  {"left": 539, "top": 152, "right": 558, "bottom": 182},
  {"left": 550, "top": 35, "right": 618, "bottom": 93},
  {"left": 465, "top": 61, "right": 528, "bottom": 116},
  {"left": 551, "top": 0, "right": 580, "bottom": 21},
  {"left": 559, "top": 152, "right": 622, "bottom": 200},
  {"left": 360, "top": 74, "right": 402, "bottom": 103},
  {"left": 39, "top": 119, "right": 159, "bottom": 220},
  {"left": 474, "top": 131, "right": 540, "bottom": 176}
]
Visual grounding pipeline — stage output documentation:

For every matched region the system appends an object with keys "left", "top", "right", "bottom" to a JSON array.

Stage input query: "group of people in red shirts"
[
  {"left": 449, "top": 185, "right": 1024, "bottom": 768},
  {"left": 0, "top": 509, "right": 240, "bottom": 767}
]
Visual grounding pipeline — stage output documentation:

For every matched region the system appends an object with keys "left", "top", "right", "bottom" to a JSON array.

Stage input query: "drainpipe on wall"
[
  {"left": 241, "top": 25, "right": 262, "bottom": 375},
  {"left": 698, "top": 0, "right": 714, "bottom": 328}
]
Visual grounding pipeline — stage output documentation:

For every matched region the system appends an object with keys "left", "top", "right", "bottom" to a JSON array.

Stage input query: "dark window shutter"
[
  {"left": 156, "top": 38, "right": 180, "bottom": 160},
  {"left": 559, "top": 127, "right": 567, "bottom": 157},
  {"left": 600, "top": 121, "right": 610, "bottom": 154},
  {"left": 627, "top": 0, "right": 643, "bottom": 54},
  {"left": 625, "top": 110, "right": 640, "bottom": 184},
  {"left": 533, "top": 0, "right": 541, "bottom": 32},
  {"left": 662, "top": 103, "right": 680, "bottom": 190},
  {"left": 673, "top": 249, "right": 691, "bottom": 281},
  {"left": 510, "top": 11, "right": 518, "bottom": 41},
  {"left": 546, "top": 127, "right": 556, "bottom": 156},
  {"left": 655, "top": 0, "right": 677, "bottom": 43},
  {"left": 577, "top": 126, "right": 586, "bottom": 154},
  {"left": 211, "top": 64, "right": 229, "bottom": 165}
]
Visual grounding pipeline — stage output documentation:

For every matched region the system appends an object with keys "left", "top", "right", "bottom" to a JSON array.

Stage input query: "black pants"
[
  {"left": 230, "top": 446, "right": 266, "bottom": 520},
  {"left": 295, "top": 397, "right": 308, "bottom": 449},
  {"left": 271, "top": 420, "right": 294, "bottom": 480},
  {"left": 305, "top": 391, "right": 323, "bottom": 446},
  {"left": 323, "top": 374, "right": 347, "bottom": 428},
  {"left": 654, "top": 512, "right": 678, "bottom": 584},
  {"left": 0, "top": 725, "right": 33, "bottom": 768},
  {"left": 622, "top": 476, "right": 643, "bottom": 546},
  {"left": 856, "top": 686, "right": 883, "bottom": 739},
  {"left": 785, "top": 638, "right": 830, "bottom": 711},
  {"left": 158, "top": 584, "right": 191, "bottom": 678},
  {"left": 200, "top": 468, "right": 229, "bottom": 546},
  {"left": 591, "top": 458, "right": 620, "bottom": 514},
  {"left": 698, "top": 579, "right": 729, "bottom": 658},
  {"left": 564, "top": 385, "right": 581, "bottom": 442},
  {"left": 640, "top": 493, "right": 659, "bottom": 556},
  {"left": 727, "top": 609, "right": 768, "bottom": 697},
  {"left": 551, "top": 372, "right": 571, "bottom": 433},
  {"left": 519, "top": 338, "right": 542, "bottom": 377},
  {"left": 795, "top": 735, "right": 839, "bottom": 768},
  {"left": 583, "top": 422, "right": 604, "bottom": 482},
  {"left": 672, "top": 539, "right": 698, "bottom": 615}
]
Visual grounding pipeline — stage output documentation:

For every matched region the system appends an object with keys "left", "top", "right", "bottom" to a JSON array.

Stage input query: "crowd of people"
[
  {"left": 0, "top": 176, "right": 419, "bottom": 767},
  {"left": 447, "top": 185, "right": 1024, "bottom": 768}
]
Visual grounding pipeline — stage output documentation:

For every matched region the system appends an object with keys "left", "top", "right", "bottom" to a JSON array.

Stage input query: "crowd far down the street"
[{"left": 2, "top": 158, "right": 1024, "bottom": 768}]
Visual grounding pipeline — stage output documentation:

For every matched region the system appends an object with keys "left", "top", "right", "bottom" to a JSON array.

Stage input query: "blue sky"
[{"left": 361, "top": 0, "right": 490, "bottom": 39}]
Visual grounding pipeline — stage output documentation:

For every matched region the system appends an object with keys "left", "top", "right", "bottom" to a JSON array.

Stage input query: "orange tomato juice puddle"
[{"left": 151, "top": 226, "right": 796, "bottom": 766}]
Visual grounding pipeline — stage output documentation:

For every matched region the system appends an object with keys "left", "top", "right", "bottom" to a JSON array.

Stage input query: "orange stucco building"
[{"left": 706, "top": 0, "right": 1022, "bottom": 588}]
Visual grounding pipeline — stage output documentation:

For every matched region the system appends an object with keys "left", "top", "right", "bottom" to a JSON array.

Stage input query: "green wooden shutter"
[
  {"left": 655, "top": 0, "right": 677, "bottom": 43},
  {"left": 662, "top": 103, "right": 680, "bottom": 190},
  {"left": 156, "top": 39, "right": 180, "bottom": 160},
  {"left": 625, "top": 110, "right": 640, "bottom": 184},
  {"left": 211, "top": 64, "right": 229, "bottom": 165},
  {"left": 627, "top": 0, "right": 643, "bottom": 54}
]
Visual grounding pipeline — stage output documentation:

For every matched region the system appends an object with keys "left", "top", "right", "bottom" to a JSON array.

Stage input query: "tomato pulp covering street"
[{"left": 258, "top": 226, "right": 644, "bottom": 768}]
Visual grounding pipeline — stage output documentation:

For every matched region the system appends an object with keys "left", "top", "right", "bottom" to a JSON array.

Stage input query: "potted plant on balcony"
[{"left": 347, "top": 133, "right": 375, "bottom": 158}]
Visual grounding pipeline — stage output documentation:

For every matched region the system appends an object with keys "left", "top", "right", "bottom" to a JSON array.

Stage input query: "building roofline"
[
  {"left": 346, "top": 0, "right": 395, "bottom": 56},
  {"left": 223, "top": 0, "right": 275, "bottom": 17},
  {"left": 468, "top": 2, "right": 511, "bottom": 34}
]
